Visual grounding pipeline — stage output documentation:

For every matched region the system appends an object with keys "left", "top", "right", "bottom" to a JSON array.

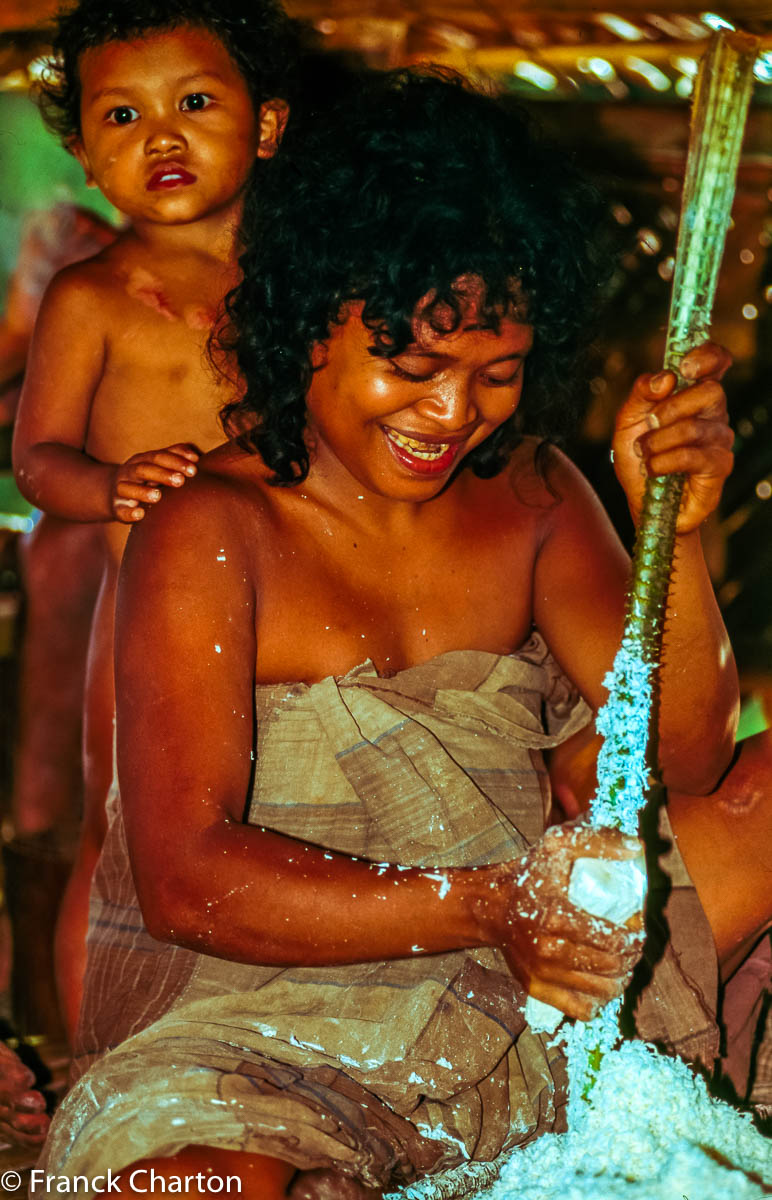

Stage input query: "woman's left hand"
[{"left": 611, "top": 341, "right": 734, "bottom": 534}]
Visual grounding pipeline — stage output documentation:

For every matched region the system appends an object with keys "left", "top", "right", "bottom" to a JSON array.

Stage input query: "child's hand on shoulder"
[
  {"left": 611, "top": 341, "right": 734, "bottom": 533},
  {"left": 111, "top": 443, "right": 199, "bottom": 523}
]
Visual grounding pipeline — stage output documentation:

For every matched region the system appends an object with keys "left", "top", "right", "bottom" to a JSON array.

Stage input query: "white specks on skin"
[
  {"left": 214, "top": 643, "right": 222, "bottom": 654},
  {"left": 423, "top": 871, "right": 451, "bottom": 899},
  {"left": 411, "top": 944, "right": 424, "bottom": 953}
]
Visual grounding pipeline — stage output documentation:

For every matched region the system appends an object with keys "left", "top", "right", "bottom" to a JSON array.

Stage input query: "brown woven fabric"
[
  {"left": 40, "top": 636, "right": 719, "bottom": 1190},
  {"left": 632, "top": 806, "right": 721, "bottom": 1069}
]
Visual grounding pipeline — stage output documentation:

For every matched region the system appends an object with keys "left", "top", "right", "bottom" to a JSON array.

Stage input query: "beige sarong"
[{"left": 40, "top": 636, "right": 718, "bottom": 1190}]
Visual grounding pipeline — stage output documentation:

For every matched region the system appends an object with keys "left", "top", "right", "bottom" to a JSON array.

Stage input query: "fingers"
[
  {"left": 160, "top": 442, "right": 201, "bottom": 460},
  {"left": 494, "top": 822, "right": 646, "bottom": 1021},
  {"left": 113, "top": 498, "right": 146, "bottom": 524},
  {"left": 111, "top": 446, "right": 200, "bottom": 521},
  {"left": 611, "top": 342, "right": 734, "bottom": 529},
  {"left": 0, "top": 1082, "right": 50, "bottom": 1147},
  {"left": 124, "top": 452, "right": 199, "bottom": 486},
  {"left": 620, "top": 373, "right": 728, "bottom": 438},
  {"left": 534, "top": 928, "right": 642, "bottom": 974},
  {"left": 679, "top": 340, "right": 732, "bottom": 381},
  {"left": 552, "top": 819, "right": 643, "bottom": 863},
  {"left": 527, "top": 978, "right": 619, "bottom": 1023},
  {"left": 541, "top": 903, "right": 644, "bottom": 954},
  {"left": 514, "top": 919, "right": 643, "bottom": 1022},
  {"left": 634, "top": 410, "right": 734, "bottom": 477},
  {"left": 0, "top": 1044, "right": 36, "bottom": 1094}
]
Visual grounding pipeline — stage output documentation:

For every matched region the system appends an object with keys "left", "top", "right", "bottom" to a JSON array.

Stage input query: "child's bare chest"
[{"left": 85, "top": 268, "right": 230, "bottom": 462}]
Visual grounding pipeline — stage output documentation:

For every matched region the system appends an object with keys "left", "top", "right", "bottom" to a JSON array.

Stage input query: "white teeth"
[{"left": 385, "top": 428, "right": 450, "bottom": 461}]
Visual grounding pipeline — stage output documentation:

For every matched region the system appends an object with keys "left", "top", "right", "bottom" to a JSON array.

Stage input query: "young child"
[
  {"left": 9, "top": 0, "right": 299, "bottom": 1143},
  {"left": 37, "top": 70, "right": 767, "bottom": 1200}
]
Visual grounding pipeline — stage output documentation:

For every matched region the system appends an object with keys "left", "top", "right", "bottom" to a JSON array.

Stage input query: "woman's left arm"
[{"left": 534, "top": 342, "right": 738, "bottom": 795}]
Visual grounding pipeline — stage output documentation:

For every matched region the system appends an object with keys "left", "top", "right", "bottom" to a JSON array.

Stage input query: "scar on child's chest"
[{"left": 124, "top": 267, "right": 214, "bottom": 331}]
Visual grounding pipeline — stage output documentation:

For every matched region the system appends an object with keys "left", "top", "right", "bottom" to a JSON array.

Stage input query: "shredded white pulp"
[{"left": 389, "top": 1041, "right": 771, "bottom": 1199}]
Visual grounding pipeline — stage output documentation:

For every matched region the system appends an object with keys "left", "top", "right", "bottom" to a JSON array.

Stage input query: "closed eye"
[
  {"left": 481, "top": 363, "right": 524, "bottom": 387},
  {"left": 107, "top": 105, "right": 139, "bottom": 125},
  {"left": 389, "top": 362, "right": 437, "bottom": 381},
  {"left": 180, "top": 92, "right": 214, "bottom": 112},
  {"left": 387, "top": 359, "right": 439, "bottom": 383}
]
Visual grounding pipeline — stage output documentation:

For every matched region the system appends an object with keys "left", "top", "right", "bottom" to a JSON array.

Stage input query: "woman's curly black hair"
[
  {"left": 222, "top": 68, "right": 615, "bottom": 485},
  {"left": 37, "top": 0, "right": 303, "bottom": 145}
]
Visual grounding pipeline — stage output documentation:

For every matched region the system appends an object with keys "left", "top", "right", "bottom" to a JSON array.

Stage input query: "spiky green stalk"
[
  {"left": 625, "top": 27, "right": 759, "bottom": 678},
  {"left": 572, "top": 28, "right": 759, "bottom": 1107}
]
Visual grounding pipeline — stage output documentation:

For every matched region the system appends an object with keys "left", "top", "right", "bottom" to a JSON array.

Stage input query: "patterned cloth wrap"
[{"left": 40, "top": 635, "right": 719, "bottom": 1190}]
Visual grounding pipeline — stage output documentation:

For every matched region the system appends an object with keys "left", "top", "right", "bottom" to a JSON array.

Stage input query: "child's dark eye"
[
  {"left": 107, "top": 105, "right": 139, "bottom": 125},
  {"left": 180, "top": 93, "right": 213, "bottom": 112}
]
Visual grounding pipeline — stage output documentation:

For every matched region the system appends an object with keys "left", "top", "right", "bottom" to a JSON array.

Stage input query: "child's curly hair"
[
  {"left": 221, "top": 68, "right": 615, "bottom": 486},
  {"left": 37, "top": 0, "right": 302, "bottom": 146}
]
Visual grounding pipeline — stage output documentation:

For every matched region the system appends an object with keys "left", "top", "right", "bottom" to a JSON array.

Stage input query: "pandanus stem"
[
  {"left": 624, "top": 27, "right": 759, "bottom": 682},
  {"left": 571, "top": 28, "right": 759, "bottom": 1106}
]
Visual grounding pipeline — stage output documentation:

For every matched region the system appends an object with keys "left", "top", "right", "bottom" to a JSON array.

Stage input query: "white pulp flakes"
[
  {"left": 591, "top": 640, "right": 653, "bottom": 835},
  {"left": 388, "top": 1041, "right": 771, "bottom": 1200}
]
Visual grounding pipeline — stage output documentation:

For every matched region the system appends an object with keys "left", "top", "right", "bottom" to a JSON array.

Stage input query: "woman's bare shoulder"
[
  {"left": 121, "top": 442, "right": 274, "bottom": 581},
  {"left": 503, "top": 436, "right": 592, "bottom": 515}
]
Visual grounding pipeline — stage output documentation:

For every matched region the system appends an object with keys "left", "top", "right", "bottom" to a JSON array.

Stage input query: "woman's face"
[{"left": 304, "top": 279, "right": 533, "bottom": 503}]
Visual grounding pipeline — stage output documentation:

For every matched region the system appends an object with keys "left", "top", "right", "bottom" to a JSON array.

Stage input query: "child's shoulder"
[{"left": 40, "top": 231, "right": 134, "bottom": 310}]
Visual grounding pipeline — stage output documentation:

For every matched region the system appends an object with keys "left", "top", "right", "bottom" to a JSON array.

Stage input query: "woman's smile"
[
  {"left": 382, "top": 426, "right": 461, "bottom": 475},
  {"left": 304, "top": 288, "right": 534, "bottom": 503}
]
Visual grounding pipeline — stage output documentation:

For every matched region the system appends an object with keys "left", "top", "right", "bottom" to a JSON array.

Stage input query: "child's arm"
[
  {"left": 12, "top": 268, "right": 198, "bottom": 523},
  {"left": 534, "top": 342, "right": 737, "bottom": 796}
]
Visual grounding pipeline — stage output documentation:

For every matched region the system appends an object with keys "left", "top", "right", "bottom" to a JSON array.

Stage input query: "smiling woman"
[
  {"left": 302, "top": 289, "right": 533, "bottom": 499},
  {"left": 36, "top": 67, "right": 747, "bottom": 1200},
  {"left": 222, "top": 70, "right": 612, "bottom": 488}
]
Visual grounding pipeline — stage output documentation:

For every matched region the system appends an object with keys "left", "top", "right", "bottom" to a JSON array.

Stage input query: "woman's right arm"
[{"left": 116, "top": 476, "right": 643, "bottom": 1021}]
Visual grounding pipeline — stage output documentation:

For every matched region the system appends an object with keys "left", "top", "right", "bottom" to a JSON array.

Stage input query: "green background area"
[{"left": 0, "top": 91, "right": 116, "bottom": 303}]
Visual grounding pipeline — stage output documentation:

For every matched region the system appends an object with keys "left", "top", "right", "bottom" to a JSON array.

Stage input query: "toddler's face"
[{"left": 72, "top": 25, "right": 286, "bottom": 228}]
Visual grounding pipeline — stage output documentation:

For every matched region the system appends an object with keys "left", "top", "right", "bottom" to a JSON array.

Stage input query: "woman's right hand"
[{"left": 475, "top": 820, "right": 645, "bottom": 1022}]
